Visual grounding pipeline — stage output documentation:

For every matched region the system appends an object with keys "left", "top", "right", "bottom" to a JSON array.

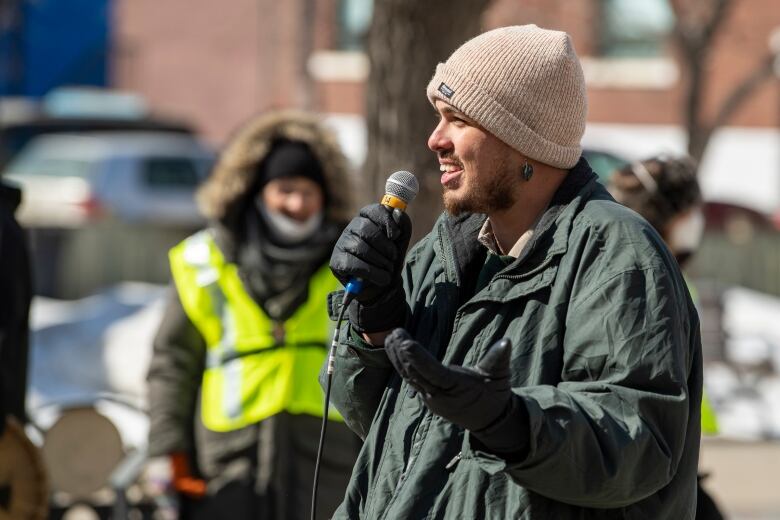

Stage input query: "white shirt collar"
[{"left": 477, "top": 217, "right": 538, "bottom": 258}]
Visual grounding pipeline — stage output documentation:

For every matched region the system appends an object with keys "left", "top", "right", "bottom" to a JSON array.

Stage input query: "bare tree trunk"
[
  {"left": 681, "top": 44, "right": 709, "bottom": 162},
  {"left": 365, "top": 0, "right": 492, "bottom": 242},
  {"left": 297, "top": 0, "right": 316, "bottom": 110},
  {"left": 671, "top": 0, "right": 732, "bottom": 162}
]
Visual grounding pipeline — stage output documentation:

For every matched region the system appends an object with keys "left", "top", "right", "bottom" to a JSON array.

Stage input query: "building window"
[
  {"left": 599, "top": 0, "right": 674, "bottom": 57},
  {"left": 337, "top": 0, "right": 373, "bottom": 51}
]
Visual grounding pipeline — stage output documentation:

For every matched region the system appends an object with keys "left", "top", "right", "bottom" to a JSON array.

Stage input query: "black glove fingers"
[
  {"left": 359, "top": 204, "right": 402, "bottom": 241},
  {"left": 386, "top": 329, "right": 433, "bottom": 388},
  {"left": 359, "top": 203, "right": 414, "bottom": 246},
  {"left": 353, "top": 225, "right": 399, "bottom": 263},
  {"left": 386, "top": 332, "right": 454, "bottom": 395},
  {"left": 385, "top": 334, "right": 413, "bottom": 381},
  {"left": 386, "top": 209, "right": 412, "bottom": 247},
  {"left": 330, "top": 246, "right": 391, "bottom": 287},
  {"left": 474, "top": 338, "right": 512, "bottom": 378},
  {"left": 386, "top": 327, "right": 413, "bottom": 345},
  {"left": 399, "top": 339, "right": 453, "bottom": 389},
  {"left": 342, "top": 214, "right": 399, "bottom": 259},
  {"left": 402, "top": 364, "right": 444, "bottom": 396},
  {"left": 340, "top": 229, "right": 396, "bottom": 274}
]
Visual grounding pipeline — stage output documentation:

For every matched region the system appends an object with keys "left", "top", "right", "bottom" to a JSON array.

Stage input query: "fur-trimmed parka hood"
[{"left": 197, "top": 110, "right": 353, "bottom": 227}]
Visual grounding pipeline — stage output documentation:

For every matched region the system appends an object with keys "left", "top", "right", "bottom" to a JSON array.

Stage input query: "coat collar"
[{"left": 437, "top": 157, "right": 600, "bottom": 283}]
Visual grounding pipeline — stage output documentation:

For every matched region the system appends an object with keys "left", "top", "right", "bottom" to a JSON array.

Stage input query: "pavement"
[{"left": 700, "top": 439, "right": 780, "bottom": 519}]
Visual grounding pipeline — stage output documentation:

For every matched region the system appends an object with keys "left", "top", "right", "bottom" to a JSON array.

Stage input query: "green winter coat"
[{"left": 322, "top": 160, "right": 702, "bottom": 519}]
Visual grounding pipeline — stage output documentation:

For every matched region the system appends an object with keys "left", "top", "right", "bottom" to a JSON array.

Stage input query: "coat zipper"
[{"left": 445, "top": 451, "right": 462, "bottom": 470}]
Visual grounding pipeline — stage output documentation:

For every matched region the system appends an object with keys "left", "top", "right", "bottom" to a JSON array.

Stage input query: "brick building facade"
[
  {"left": 113, "top": 0, "right": 780, "bottom": 142},
  {"left": 113, "top": 0, "right": 780, "bottom": 213}
]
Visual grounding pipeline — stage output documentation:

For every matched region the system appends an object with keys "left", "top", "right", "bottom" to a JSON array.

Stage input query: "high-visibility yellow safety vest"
[
  {"left": 169, "top": 231, "right": 343, "bottom": 432},
  {"left": 701, "top": 393, "right": 719, "bottom": 435}
]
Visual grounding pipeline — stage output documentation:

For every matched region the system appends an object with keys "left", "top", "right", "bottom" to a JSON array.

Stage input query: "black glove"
[
  {"left": 385, "top": 328, "right": 528, "bottom": 455},
  {"left": 330, "top": 204, "right": 412, "bottom": 333}
]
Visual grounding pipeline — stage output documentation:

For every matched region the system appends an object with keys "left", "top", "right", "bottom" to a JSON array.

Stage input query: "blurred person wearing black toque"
[{"left": 146, "top": 111, "right": 360, "bottom": 520}]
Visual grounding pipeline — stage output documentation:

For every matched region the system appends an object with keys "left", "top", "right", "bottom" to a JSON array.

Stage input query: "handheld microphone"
[
  {"left": 314, "top": 170, "right": 419, "bottom": 520},
  {"left": 344, "top": 170, "right": 419, "bottom": 296}
]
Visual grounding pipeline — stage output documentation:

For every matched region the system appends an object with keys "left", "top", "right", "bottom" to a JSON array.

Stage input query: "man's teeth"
[{"left": 440, "top": 164, "right": 461, "bottom": 172}]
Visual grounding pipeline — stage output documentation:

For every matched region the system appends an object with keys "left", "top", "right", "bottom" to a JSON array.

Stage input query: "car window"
[
  {"left": 6, "top": 154, "right": 95, "bottom": 178},
  {"left": 142, "top": 157, "right": 204, "bottom": 188}
]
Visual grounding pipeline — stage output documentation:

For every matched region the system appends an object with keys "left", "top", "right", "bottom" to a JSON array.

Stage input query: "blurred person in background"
[
  {"left": 146, "top": 110, "right": 360, "bottom": 519},
  {"left": 608, "top": 155, "right": 724, "bottom": 520},
  {"left": 0, "top": 177, "right": 32, "bottom": 432},
  {"left": 0, "top": 177, "right": 36, "bottom": 514}
]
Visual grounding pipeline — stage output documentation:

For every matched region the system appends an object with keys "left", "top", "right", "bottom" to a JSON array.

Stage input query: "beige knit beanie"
[{"left": 427, "top": 25, "right": 587, "bottom": 169}]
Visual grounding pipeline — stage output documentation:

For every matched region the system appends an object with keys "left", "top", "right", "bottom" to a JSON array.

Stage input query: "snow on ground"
[{"left": 705, "top": 286, "right": 780, "bottom": 440}]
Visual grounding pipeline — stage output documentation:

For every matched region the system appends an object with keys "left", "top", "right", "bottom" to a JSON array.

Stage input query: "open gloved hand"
[
  {"left": 385, "top": 328, "right": 527, "bottom": 455},
  {"left": 329, "top": 203, "right": 412, "bottom": 333}
]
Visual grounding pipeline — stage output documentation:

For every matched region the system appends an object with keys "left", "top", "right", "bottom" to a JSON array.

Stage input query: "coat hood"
[{"left": 197, "top": 110, "right": 353, "bottom": 226}]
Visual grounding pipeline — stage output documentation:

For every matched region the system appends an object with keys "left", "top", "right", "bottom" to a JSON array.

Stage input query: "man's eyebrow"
[{"left": 440, "top": 106, "right": 475, "bottom": 123}]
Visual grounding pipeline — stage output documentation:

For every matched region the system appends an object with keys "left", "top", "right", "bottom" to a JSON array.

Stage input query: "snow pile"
[{"left": 706, "top": 287, "right": 780, "bottom": 440}]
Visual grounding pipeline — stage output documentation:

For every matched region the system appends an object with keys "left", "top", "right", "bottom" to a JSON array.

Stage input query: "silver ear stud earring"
[{"left": 522, "top": 161, "right": 534, "bottom": 181}]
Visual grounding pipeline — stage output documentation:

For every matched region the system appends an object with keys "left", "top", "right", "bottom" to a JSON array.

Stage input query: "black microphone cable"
[{"left": 311, "top": 289, "right": 355, "bottom": 520}]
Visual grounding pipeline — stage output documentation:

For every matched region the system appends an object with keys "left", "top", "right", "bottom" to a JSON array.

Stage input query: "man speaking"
[{"left": 325, "top": 25, "right": 701, "bottom": 518}]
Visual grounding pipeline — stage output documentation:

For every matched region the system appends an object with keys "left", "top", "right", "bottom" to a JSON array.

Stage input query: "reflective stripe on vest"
[{"left": 169, "top": 230, "right": 343, "bottom": 432}]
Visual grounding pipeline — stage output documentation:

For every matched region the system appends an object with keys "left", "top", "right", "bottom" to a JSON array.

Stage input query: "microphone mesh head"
[{"left": 385, "top": 170, "right": 419, "bottom": 205}]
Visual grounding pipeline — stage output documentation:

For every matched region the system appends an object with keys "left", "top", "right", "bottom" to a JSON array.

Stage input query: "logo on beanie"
[{"left": 438, "top": 82, "right": 455, "bottom": 99}]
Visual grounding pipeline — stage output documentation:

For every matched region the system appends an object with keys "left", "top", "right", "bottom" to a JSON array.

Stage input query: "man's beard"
[{"left": 443, "top": 159, "right": 516, "bottom": 216}]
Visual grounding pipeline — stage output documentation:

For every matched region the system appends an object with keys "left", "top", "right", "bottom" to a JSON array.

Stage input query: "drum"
[{"left": 40, "top": 407, "right": 124, "bottom": 498}]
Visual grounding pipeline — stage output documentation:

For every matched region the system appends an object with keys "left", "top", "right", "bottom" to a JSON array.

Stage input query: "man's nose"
[{"left": 427, "top": 123, "right": 452, "bottom": 153}]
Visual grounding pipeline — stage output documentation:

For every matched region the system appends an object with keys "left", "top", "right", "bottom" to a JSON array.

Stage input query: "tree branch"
[
  {"left": 710, "top": 52, "right": 776, "bottom": 130},
  {"left": 701, "top": 0, "right": 732, "bottom": 47},
  {"left": 670, "top": 0, "right": 732, "bottom": 54}
]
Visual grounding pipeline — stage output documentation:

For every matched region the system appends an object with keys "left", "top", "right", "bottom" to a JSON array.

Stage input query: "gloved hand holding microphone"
[
  {"left": 329, "top": 171, "right": 527, "bottom": 457},
  {"left": 329, "top": 171, "right": 417, "bottom": 335}
]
